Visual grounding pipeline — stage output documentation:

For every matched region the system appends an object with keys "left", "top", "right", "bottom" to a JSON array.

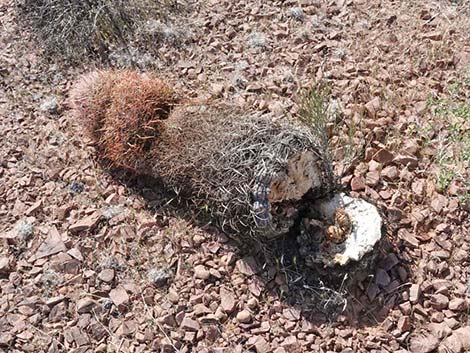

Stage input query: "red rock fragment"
[
  {"left": 365, "top": 97, "right": 381, "bottom": 117},
  {"left": 109, "top": 287, "right": 129, "bottom": 307},
  {"left": 69, "top": 212, "right": 102, "bottom": 233},
  {"left": 396, "top": 316, "right": 410, "bottom": 333},
  {"left": 431, "top": 194, "right": 448, "bottom": 214},
  {"left": 25, "top": 200, "right": 42, "bottom": 215},
  {"left": 220, "top": 288, "right": 236, "bottom": 314},
  {"left": 180, "top": 317, "right": 200, "bottom": 332},
  {"left": 381, "top": 166, "right": 399, "bottom": 180},
  {"left": 33, "top": 226, "right": 67, "bottom": 260},
  {"left": 393, "top": 154, "right": 418, "bottom": 169},
  {"left": 236, "top": 257, "right": 258, "bottom": 276},
  {"left": 373, "top": 149, "right": 394, "bottom": 165},
  {"left": 350, "top": 176, "right": 365, "bottom": 191}
]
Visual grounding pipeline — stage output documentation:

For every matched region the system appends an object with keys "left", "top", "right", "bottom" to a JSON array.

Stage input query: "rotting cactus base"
[{"left": 298, "top": 193, "right": 383, "bottom": 269}]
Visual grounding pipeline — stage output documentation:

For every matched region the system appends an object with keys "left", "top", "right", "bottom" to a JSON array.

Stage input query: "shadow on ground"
[{"left": 105, "top": 165, "right": 411, "bottom": 329}]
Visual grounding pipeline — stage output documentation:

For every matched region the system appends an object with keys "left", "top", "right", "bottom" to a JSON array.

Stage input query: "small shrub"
[
  {"left": 298, "top": 84, "right": 365, "bottom": 177},
  {"left": 17, "top": 0, "right": 164, "bottom": 62}
]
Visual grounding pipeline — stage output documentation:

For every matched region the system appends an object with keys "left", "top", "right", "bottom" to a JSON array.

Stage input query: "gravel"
[{"left": 1, "top": 0, "right": 469, "bottom": 351}]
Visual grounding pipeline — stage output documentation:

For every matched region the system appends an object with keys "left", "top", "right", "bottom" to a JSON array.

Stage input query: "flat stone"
[
  {"left": 67, "top": 248, "right": 84, "bottom": 261},
  {"left": 180, "top": 317, "right": 200, "bottom": 332},
  {"left": 25, "top": 200, "right": 42, "bottom": 216},
  {"left": 449, "top": 298, "right": 466, "bottom": 311},
  {"left": 428, "top": 322, "right": 452, "bottom": 339},
  {"left": 380, "top": 253, "right": 399, "bottom": 271},
  {"left": 220, "top": 288, "right": 236, "bottom": 313},
  {"left": 76, "top": 298, "right": 98, "bottom": 314},
  {"left": 393, "top": 154, "right": 418, "bottom": 168},
  {"left": 397, "top": 316, "right": 410, "bottom": 333},
  {"left": 281, "top": 336, "right": 300, "bottom": 350},
  {"left": 236, "top": 257, "right": 258, "bottom": 276},
  {"left": 0, "top": 256, "right": 12, "bottom": 274},
  {"left": 365, "top": 97, "right": 381, "bottom": 117},
  {"left": 365, "top": 171, "right": 380, "bottom": 186},
  {"left": 193, "top": 304, "right": 211, "bottom": 316},
  {"left": 283, "top": 307, "right": 301, "bottom": 321},
  {"left": 69, "top": 212, "right": 102, "bottom": 233},
  {"left": 373, "top": 149, "right": 394, "bottom": 165},
  {"left": 444, "top": 318, "right": 459, "bottom": 329},
  {"left": 431, "top": 194, "right": 448, "bottom": 214},
  {"left": 109, "top": 287, "right": 129, "bottom": 307},
  {"left": 249, "top": 336, "right": 271, "bottom": 353},
  {"left": 421, "top": 31, "right": 443, "bottom": 41},
  {"left": 273, "top": 348, "right": 287, "bottom": 353},
  {"left": 403, "top": 233, "right": 421, "bottom": 249},
  {"left": 34, "top": 227, "right": 67, "bottom": 260},
  {"left": 375, "top": 268, "right": 391, "bottom": 287},
  {"left": 381, "top": 166, "right": 399, "bottom": 180}
]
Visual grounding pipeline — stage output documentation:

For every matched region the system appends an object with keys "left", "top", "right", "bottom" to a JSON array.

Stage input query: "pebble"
[
  {"left": 0, "top": 257, "right": 12, "bottom": 274},
  {"left": 109, "top": 287, "right": 129, "bottom": 307},
  {"left": 381, "top": 166, "right": 399, "bottom": 180},
  {"left": 180, "top": 317, "right": 200, "bottom": 332},
  {"left": 428, "top": 322, "right": 452, "bottom": 339},
  {"left": 430, "top": 294, "right": 449, "bottom": 310},
  {"left": 98, "top": 269, "right": 115, "bottom": 283},
  {"left": 247, "top": 298, "right": 258, "bottom": 310},
  {"left": 40, "top": 96, "right": 59, "bottom": 114},
  {"left": 194, "top": 265, "right": 210, "bottom": 280},
  {"left": 236, "top": 310, "right": 252, "bottom": 323},
  {"left": 448, "top": 298, "right": 466, "bottom": 311},
  {"left": 375, "top": 268, "right": 391, "bottom": 287},
  {"left": 365, "top": 171, "right": 380, "bottom": 186},
  {"left": 410, "top": 284, "right": 421, "bottom": 303},
  {"left": 396, "top": 316, "right": 410, "bottom": 333},
  {"left": 76, "top": 298, "right": 98, "bottom": 314},
  {"left": 373, "top": 148, "right": 394, "bottom": 164},
  {"left": 350, "top": 176, "right": 366, "bottom": 191}
]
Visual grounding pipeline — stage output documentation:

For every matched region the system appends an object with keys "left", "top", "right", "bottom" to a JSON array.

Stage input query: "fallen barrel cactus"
[{"left": 69, "top": 70, "right": 383, "bottom": 270}]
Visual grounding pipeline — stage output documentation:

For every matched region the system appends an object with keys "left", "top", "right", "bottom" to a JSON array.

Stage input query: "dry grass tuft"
[{"left": 69, "top": 70, "right": 179, "bottom": 171}]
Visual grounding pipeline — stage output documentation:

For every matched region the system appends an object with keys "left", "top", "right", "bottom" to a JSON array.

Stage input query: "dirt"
[{"left": 1, "top": 0, "right": 469, "bottom": 353}]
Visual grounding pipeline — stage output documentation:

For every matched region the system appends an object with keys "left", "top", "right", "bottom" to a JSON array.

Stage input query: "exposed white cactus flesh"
[{"left": 311, "top": 193, "right": 382, "bottom": 267}]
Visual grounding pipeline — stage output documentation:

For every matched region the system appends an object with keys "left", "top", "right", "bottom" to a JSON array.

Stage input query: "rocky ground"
[{"left": 1, "top": 0, "right": 469, "bottom": 352}]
